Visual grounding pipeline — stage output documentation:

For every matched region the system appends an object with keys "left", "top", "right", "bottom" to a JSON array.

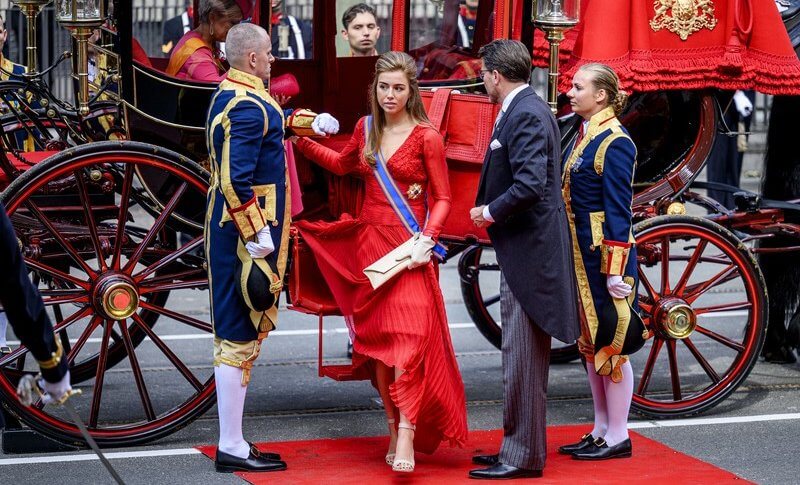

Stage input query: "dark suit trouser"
[{"left": 498, "top": 273, "right": 551, "bottom": 470}]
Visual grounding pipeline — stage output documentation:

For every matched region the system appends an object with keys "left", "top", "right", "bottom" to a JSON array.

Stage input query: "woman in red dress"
[{"left": 293, "top": 51, "right": 467, "bottom": 472}]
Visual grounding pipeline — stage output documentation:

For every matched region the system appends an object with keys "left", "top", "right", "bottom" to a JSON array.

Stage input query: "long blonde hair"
[
  {"left": 578, "top": 63, "right": 629, "bottom": 116},
  {"left": 364, "top": 51, "right": 431, "bottom": 164}
]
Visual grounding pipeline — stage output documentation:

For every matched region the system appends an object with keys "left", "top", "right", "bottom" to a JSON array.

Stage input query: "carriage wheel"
[
  {"left": 0, "top": 141, "right": 215, "bottom": 447},
  {"left": 459, "top": 245, "right": 581, "bottom": 364},
  {"left": 631, "top": 215, "right": 767, "bottom": 418}
]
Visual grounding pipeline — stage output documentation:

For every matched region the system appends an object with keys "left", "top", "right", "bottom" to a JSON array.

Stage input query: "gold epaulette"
[{"left": 286, "top": 109, "right": 318, "bottom": 137}]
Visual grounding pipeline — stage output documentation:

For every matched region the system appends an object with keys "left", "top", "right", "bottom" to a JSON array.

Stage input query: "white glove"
[
  {"left": 40, "top": 370, "right": 72, "bottom": 405},
  {"left": 408, "top": 234, "right": 436, "bottom": 269},
  {"left": 311, "top": 113, "right": 340, "bottom": 136},
  {"left": 733, "top": 91, "right": 753, "bottom": 118},
  {"left": 245, "top": 226, "right": 274, "bottom": 259},
  {"left": 607, "top": 275, "right": 632, "bottom": 299}
]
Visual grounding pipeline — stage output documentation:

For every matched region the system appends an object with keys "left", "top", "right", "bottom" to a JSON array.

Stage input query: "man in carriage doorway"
[
  {"left": 270, "top": 0, "right": 313, "bottom": 59},
  {"left": 205, "top": 21, "right": 339, "bottom": 473},
  {"left": 341, "top": 3, "right": 381, "bottom": 56},
  {"left": 162, "top": 1, "right": 195, "bottom": 56}
]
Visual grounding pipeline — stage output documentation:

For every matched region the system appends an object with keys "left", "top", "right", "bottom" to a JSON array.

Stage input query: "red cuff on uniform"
[
  {"left": 227, "top": 195, "right": 266, "bottom": 240},
  {"left": 601, "top": 239, "right": 631, "bottom": 276}
]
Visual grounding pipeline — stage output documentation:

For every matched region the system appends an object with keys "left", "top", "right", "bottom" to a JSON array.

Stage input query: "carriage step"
[{"left": 319, "top": 364, "right": 364, "bottom": 381}]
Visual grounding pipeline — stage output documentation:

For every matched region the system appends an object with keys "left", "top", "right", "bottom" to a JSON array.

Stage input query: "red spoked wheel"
[
  {"left": 631, "top": 215, "right": 767, "bottom": 418},
  {"left": 459, "top": 245, "right": 581, "bottom": 364},
  {"left": 0, "top": 141, "right": 215, "bottom": 447}
]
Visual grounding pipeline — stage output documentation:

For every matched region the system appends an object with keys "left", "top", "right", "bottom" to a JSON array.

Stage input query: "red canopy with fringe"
[{"left": 531, "top": 0, "right": 800, "bottom": 95}]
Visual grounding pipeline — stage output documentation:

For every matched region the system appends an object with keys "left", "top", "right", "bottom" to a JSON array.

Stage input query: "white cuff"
[{"left": 482, "top": 205, "right": 494, "bottom": 223}]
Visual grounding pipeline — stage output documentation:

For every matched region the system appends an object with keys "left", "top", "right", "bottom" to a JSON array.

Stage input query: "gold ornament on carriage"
[
  {"left": 406, "top": 183, "right": 423, "bottom": 200},
  {"left": 650, "top": 0, "right": 717, "bottom": 41}
]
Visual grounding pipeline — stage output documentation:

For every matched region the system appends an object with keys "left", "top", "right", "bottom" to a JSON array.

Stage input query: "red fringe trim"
[{"left": 558, "top": 47, "right": 800, "bottom": 95}]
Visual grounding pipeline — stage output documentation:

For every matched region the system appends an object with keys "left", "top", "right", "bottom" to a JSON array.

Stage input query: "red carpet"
[{"left": 197, "top": 425, "right": 750, "bottom": 484}]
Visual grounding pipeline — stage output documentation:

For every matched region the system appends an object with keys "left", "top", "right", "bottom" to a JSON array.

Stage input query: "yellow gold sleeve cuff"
[
  {"left": 37, "top": 337, "right": 63, "bottom": 370},
  {"left": 227, "top": 195, "right": 266, "bottom": 240},
  {"left": 601, "top": 239, "right": 631, "bottom": 276},
  {"left": 286, "top": 108, "right": 318, "bottom": 137}
]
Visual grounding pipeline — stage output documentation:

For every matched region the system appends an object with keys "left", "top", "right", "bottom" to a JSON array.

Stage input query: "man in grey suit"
[{"left": 468, "top": 39, "right": 580, "bottom": 480}]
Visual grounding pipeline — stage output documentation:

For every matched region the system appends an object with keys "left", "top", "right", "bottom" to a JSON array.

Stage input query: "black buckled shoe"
[
  {"left": 557, "top": 433, "right": 595, "bottom": 455},
  {"left": 248, "top": 442, "right": 281, "bottom": 461},
  {"left": 471, "top": 453, "right": 499, "bottom": 466},
  {"left": 215, "top": 447, "right": 287, "bottom": 473},
  {"left": 468, "top": 463, "right": 543, "bottom": 480},
  {"left": 572, "top": 437, "right": 632, "bottom": 460}
]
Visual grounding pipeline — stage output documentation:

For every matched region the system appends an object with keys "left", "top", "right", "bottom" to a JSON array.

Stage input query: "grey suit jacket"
[{"left": 475, "top": 86, "right": 580, "bottom": 343}]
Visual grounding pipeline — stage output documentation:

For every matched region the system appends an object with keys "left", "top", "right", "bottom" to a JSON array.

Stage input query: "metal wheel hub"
[
  {"left": 94, "top": 274, "right": 139, "bottom": 320},
  {"left": 654, "top": 297, "right": 696, "bottom": 339}
]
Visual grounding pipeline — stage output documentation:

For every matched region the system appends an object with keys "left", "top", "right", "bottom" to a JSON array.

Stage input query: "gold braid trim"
[{"left": 37, "top": 336, "right": 63, "bottom": 370}]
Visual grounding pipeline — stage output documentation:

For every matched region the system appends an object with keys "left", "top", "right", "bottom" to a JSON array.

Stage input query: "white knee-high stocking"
[
  {"left": 585, "top": 361, "right": 608, "bottom": 439},
  {"left": 602, "top": 360, "right": 633, "bottom": 446},
  {"left": 215, "top": 364, "right": 250, "bottom": 458}
]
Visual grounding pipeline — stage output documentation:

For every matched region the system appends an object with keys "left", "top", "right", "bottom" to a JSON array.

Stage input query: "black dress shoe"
[
  {"left": 472, "top": 453, "right": 499, "bottom": 466},
  {"left": 469, "top": 463, "right": 542, "bottom": 480},
  {"left": 248, "top": 442, "right": 281, "bottom": 461},
  {"left": 572, "top": 437, "right": 632, "bottom": 460},
  {"left": 215, "top": 448, "right": 287, "bottom": 473},
  {"left": 557, "top": 433, "right": 595, "bottom": 455}
]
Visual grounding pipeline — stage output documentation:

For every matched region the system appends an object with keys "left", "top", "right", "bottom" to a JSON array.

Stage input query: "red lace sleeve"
[
  {"left": 421, "top": 127, "right": 451, "bottom": 239},
  {"left": 295, "top": 118, "right": 365, "bottom": 176}
]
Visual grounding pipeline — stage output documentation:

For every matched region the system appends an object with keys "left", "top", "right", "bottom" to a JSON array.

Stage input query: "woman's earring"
[{"left": 210, "top": 25, "right": 214, "bottom": 37}]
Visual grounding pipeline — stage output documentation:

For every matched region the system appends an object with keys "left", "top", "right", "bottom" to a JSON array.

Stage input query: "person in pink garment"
[{"left": 166, "top": 0, "right": 248, "bottom": 81}]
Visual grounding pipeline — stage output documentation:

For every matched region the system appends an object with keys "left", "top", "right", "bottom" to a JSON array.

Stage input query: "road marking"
[
  {"left": 0, "top": 448, "right": 201, "bottom": 465},
  {"left": 628, "top": 413, "right": 800, "bottom": 429},
  {"left": 1, "top": 412, "right": 799, "bottom": 466},
  {"left": 6, "top": 323, "right": 477, "bottom": 345}
]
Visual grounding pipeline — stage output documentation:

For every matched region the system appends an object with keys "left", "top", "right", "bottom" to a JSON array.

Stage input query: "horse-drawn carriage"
[{"left": 0, "top": 0, "right": 798, "bottom": 448}]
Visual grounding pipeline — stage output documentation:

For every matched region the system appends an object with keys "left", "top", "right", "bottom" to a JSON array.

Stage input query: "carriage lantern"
[
  {"left": 532, "top": 0, "right": 579, "bottom": 114},
  {"left": 55, "top": 0, "right": 104, "bottom": 115},
  {"left": 10, "top": 0, "right": 52, "bottom": 72}
]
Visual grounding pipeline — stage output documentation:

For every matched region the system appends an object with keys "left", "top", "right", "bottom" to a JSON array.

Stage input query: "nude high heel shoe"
[
  {"left": 385, "top": 418, "right": 397, "bottom": 465},
  {"left": 392, "top": 423, "right": 416, "bottom": 473}
]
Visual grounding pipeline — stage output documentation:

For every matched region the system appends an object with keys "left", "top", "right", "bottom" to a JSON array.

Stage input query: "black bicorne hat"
[
  {"left": 596, "top": 297, "right": 648, "bottom": 356},
  {"left": 235, "top": 256, "right": 281, "bottom": 313}
]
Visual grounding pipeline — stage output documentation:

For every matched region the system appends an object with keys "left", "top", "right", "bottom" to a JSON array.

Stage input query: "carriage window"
[
  {"left": 408, "top": 0, "right": 486, "bottom": 83},
  {"left": 272, "top": 0, "right": 314, "bottom": 59},
  {"left": 336, "top": 1, "right": 392, "bottom": 57}
]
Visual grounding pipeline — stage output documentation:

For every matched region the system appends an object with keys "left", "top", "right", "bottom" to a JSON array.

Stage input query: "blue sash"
[{"left": 365, "top": 116, "right": 447, "bottom": 260}]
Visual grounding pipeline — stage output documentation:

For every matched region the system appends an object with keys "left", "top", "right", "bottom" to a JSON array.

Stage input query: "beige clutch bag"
[{"left": 363, "top": 235, "right": 417, "bottom": 289}]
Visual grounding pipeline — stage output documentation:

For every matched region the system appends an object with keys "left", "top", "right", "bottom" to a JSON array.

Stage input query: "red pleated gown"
[{"left": 294, "top": 117, "right": 468, "bottom": 453}]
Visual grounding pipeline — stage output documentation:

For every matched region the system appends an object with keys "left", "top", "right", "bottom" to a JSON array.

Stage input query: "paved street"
[{"left": 1, "top": 251, "right": 799, "bottom": 484}]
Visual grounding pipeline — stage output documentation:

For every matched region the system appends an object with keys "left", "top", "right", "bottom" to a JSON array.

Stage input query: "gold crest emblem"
[
  {"left": 650, "top": 0, "right": 717, "bottom": 41},
  {"left": 406, "top": 183, "right": 423, "bottom": 200}
]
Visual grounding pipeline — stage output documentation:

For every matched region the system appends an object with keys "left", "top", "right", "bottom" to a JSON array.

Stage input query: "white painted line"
[
  {"left": 0, "top": 448, "right": 201, "bottom": 466},
  {"left": 2, "top": 412, "right": 799, "bottom": 466},
  {"left": 6, "top": 323, "right": 478, "bottom": 346},
  {"left": 628, "top": 413, "right": 800, "bottom": 429}
]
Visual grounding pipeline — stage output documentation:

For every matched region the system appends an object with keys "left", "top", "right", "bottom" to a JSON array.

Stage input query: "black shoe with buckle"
[
  {"left": 0, "top": 345, "right": 11, "bottom": 355},
  {"left": 471, "top": 453, "right": 499, "bottom": 466},
  {"left": 215, "top": 447, "right": 287, "bottom": 473},
  {"left": 248, "top": 442, "right": 281, "bottom": 461},
  {"left": 469, "top": 463, "right": 542, "bottom": 480},
  {"left": 557, "top": 433, "right": 595, "bottom": 455},
  {"left": 572, "top": 437, "right": 632, "bottom": 460}
]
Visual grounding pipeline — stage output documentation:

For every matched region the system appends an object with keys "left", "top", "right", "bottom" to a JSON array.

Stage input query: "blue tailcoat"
[
  {"left": 205, "top": 69, "right": 291, "bottom": 342},
  {"left": 563, "top": 107, "right": 638, "bottom": 378}
]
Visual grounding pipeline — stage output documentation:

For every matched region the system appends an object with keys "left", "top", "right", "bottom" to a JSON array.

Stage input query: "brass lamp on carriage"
[
  {"left": 55, "top": 0, "right": 104, "bottom": 116},
  {"left": 10, "top": 0, "right": 52, "bottom": 72},
  {"left": 532, "top": 0, "right": 579, "bottom": 114}
]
